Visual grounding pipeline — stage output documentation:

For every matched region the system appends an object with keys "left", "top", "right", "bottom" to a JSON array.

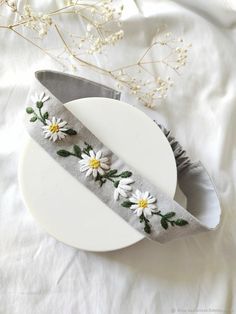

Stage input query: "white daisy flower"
[
  {"left": 79, "top": 150, "right": 110, "bottom": 178},
  {"left": 31, "top": 91, "right": 50, "bottom": 104},
  {"left": 129, "top": 190, "right": 157, "bottom": 218},
  {"left": 42, "top": 117, "right": 68, "bottom": 142},
  {"left": 114, "top": 178, "right": 134, "bottom": 201}
]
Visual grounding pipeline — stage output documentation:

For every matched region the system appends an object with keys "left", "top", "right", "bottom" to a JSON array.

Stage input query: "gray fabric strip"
[{"left": 25, "top": 70, "right": 221, "bottom": 243}]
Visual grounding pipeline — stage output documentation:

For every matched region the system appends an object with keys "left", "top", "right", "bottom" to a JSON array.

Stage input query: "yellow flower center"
[
  {"left": 49, "top": 123, "right": 59, "bottom": 133},
  {"left": 89, "top": 158, "right": 100, "bottom": 169},
  {"left": 138, "top": 199, "right": 148, "bottom": 208}
]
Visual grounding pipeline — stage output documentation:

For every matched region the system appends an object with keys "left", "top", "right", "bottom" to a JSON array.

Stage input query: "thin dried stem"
[{"left": 10, "top": 27, "right": 66, "bottom": 67}]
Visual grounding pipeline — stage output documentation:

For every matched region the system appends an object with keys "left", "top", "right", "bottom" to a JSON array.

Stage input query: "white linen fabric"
[{"left": 0, "top": 0, "right": 236, "bottom": 313}]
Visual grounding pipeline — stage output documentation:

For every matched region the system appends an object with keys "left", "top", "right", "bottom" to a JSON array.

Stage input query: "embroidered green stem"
[
  {"left": 57, "top": 145, "right": 82, "bottom": 158},
  {"left": 26, "top": 96, "right": 77, "bottom": 136},
  {"left": 26, "top": 106, "right": 44, "bottom": 124},
  {"left": 95, "top": 169, "right": 132, "bottom": 187},
  {"left": 153, "top": 211, "right": 188, "bottom": 229},
  {"left": 96, "top": 169, "right": 132, "bottom": 187},
  {"left": 121, "top": 201, "right": 188, "bottom": 233},
  {"left": 26, "top": 104, "right": 47, "bottom": 125},
  {"left": 140, "top": 214, "right": 151, "bottom": 234},
  {"left": 38, "top": 104, "right": 47, "bottom": 125},
  {"left": 57, "top": 143, "right": 132, "bottom": 187}
]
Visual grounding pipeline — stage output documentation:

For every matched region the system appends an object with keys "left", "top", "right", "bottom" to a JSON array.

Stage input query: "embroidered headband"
[{"left": 25, "top": 70, "right": 221, "bottom": 243}]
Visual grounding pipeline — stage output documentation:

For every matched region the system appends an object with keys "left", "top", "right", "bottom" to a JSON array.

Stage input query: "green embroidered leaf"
[
  {"left": 144, "top": 223, "right": 151, "bottom": 234},
  {"left": 73, "top": 145, "right": 82, "bottom": 158},
  {"left": 57, "top": 150, "right": 71, "bottom": 157},
  {"left": 107, "top": 169, "right": 118, "bottom": 176},
  {"left": 82, "top": 143, "right": 93, "bottom": 156},
  {"left": 164, "top": 212, "right": 176, "bottom": 219},
  {"left": 64, "top": 129, "right": 77, "bottom": 135},
  {"left": 43, "top": 112, "right": 49, "bottom": 119},
  {"left": 114, "top": 181, "right": 119, "bottom": 188},
  {"left": 175, "top": 219, "right": 189, "bottom": 226},
  {"left": 120, "top": 171, "right": 132, "bottom": 178},
  {"left": 84, "top": 142, "right": 93, "bottom": 150},
  {"left": 30, "top": 116, "right": 37, "bottom": 122},
  {"left": 160, "top": 218, "right": 168, "bottom": 230},
  {"left": 121, "top": 201, "right": 133, "bottom": 208},
  {"left": 26, "top": 107, "right": 34, "bottom": 114},
  {"left": 36, "top": 101, "right": 43, "bottom": 109}
]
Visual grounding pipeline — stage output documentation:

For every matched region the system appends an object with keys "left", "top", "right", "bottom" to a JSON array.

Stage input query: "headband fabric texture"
[{"left": 25, "top": 70, "right": 221, "bottom": 243}]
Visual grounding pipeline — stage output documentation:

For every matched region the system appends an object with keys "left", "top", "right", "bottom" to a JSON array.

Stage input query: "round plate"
[{"left": 18, "top": 97, "right": 177, "bottom": 252}]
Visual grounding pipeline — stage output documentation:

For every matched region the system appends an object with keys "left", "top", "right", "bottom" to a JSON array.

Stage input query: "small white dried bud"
[
  {"left": 86, "top": 24, "right": 93, "bottom": 32},
  {"left": 39, "top": 28, "right": 47, "bottom": 37}
]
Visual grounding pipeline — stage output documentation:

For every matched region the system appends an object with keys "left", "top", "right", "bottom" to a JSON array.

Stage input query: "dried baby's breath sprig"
[
  {"left": 110, "top": 30, "right": 191, "bottom": 107},
  {"left": 21, "top": 4, "right": 53, "bottom": 38},
  {"left": 0, "top": 1, "right": 190, "bottom": 108}
]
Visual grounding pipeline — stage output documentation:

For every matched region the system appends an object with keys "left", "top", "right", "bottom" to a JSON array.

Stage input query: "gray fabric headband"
[{"left": 25, "top": 70, "right": 221, "bottom": 243}]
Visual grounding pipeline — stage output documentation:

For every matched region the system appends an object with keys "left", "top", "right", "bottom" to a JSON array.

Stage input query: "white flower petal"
[
  {"left": 52, "top": 133, "right": 57, "bottom": 142},
  {"left": 100, "top": 157, "right": 109, "bottom": 163},
  {"left": 42, "top": 95, "right": 50, "bottom": 102},
  {"left": 44, "top": 133, "right": 50, "bottom": 138},
  {"left": 92, "top": 169, "right": 97, "bottom": 178},
  {"left": 129, "top": 197, "right": 138, "bottom": 203},
  {"left": 58, "top": 121, "right": 67, "bottom": 127},
  {"left": 136, "top": 208, "right": 143, "bottom": 217},
  {"left": 100, "top": 163, "right": 110, "bottom": 170},
  {"left": 81, "top": 154, "right": 89, "bottom": 160},
  {"left": 79, "top": 159, "right": 88, "bottom": 165},
  {"left": 147, "top": 197, "right": 156, "bottom": 204},
  {"left": 119, "top": 184, "right": 132, "bottom": 191},
  {"left": 80, "top": 165, "right": 89, "bottom": 172},
  {"left": 114, "top": 189, "right": 119, "bottom": 201},
  {"left": 89, "top": 150, "right": 95, "bottom": 158},
  {"left": 98, "top": 168, "right": 105, "bottom": 176},
  {"left": 120, "top": 178, "right": 134, "bottom": 185},
  {"left": 86, "top": 168, "right": 93, "bottom": 177},
  {"left": 96, "top": 150, "right": 102, "bottom": 159},
  {"left": 117, "top": 188, "right": 127, "bottom": 198},
  {"left": 143, "top": 191, "right": 149, "bottom": 199},
  {"left": 130, "top": 204, "right": 139, "bottom": 210}
]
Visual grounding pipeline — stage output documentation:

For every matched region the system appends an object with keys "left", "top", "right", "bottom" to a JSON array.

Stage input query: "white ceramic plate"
[{"left": 18, "top": 97, "right": 177, "bottom": 252}]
